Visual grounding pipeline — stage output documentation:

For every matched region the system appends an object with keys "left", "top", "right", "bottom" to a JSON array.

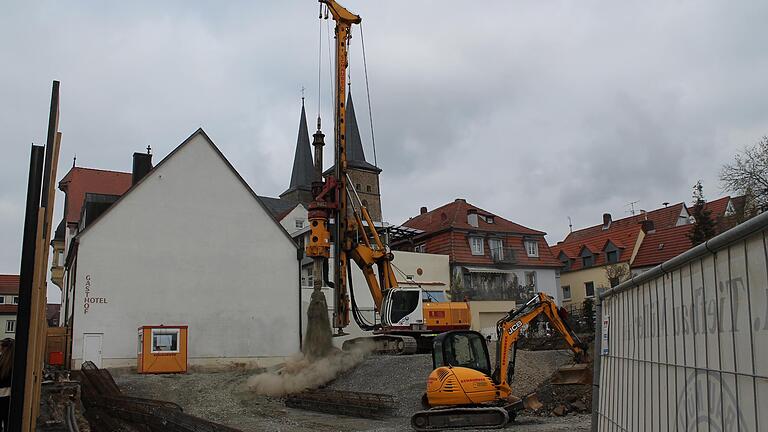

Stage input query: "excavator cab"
[{"left": 432, "top": 330, "right": 491, "bottom": 376}]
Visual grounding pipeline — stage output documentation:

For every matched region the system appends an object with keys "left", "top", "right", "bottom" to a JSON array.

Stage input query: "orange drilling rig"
[{"left": 305, "top": 0, "right": 471, "bottom": 354}]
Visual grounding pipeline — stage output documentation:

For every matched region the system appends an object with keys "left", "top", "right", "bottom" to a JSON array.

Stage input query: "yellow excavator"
[
  {"left": 411, "top": 293, "right": 591, "bottom": 430},
  {"left": 306, "top": 0, "right": 471, "bottom": 354}
]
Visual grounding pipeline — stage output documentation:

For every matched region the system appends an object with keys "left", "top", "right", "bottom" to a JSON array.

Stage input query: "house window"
[
  {"left": 302, "top": 266, "right": 314, "bottom": 287},
  {"left": 561, "top": 259, "right": 571, "bottom": 271},
  {"left": 470, "top": 237, "right": 484, "bottom": 255},
  {"left": 585, "top": 281, "right": 595, "bottom": 298},
  {"left": 582, "top": 255, "right": 594, "bottom": 268},
  {"left": 562, "top": 285, "right": 572, "bottom": 300},
  {"left": 12, "top": 296, "right": 19, "bottom": 305},
  {"left": 356, "top": 183, "right": 361, "bottom": 191},
  {"left": 6, "top": 320, "right": 16, "bottom": 333},
  {"left": 151, "top": 328, "right": 180, "bottom": 353},
  {"left": 525, "top": 240, "right": 539, "bottom": 257},
  {"left": 606, "top": 250, "right": 618, "bottom": 264},
  {"left": 0, "top": 297, "right": 4, "bottom": 304},
  {"left": 488, "top": 238, "right": 503, "bottom": 260},
  {"left": 366, "top": 185, "right": 372, "bottom": 193},
  {"left": 294, "top": 219, "right": 304, "bottom": 229},
  {"left": 414, "top": 243, "right": 427, "bottom": 253}
]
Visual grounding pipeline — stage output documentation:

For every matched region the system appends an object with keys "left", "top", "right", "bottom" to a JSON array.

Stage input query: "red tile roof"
[
  {"left": 550, "top": 225, "right": 643, "bottom": 272},
  {"left": 402, "top": 199, "right": 544, "bottom": 235},
  {"left": 632, "top": 225, "right": 694, "bottom": 268},
  {"left": 0, "top": 274, "right": 19, "bottom": 295},
  {"left": 58, "top": 167, "right": 132, "bottom": 224},
  {"left": 563, "top": 203, "right": 687, "bottom": 244},
  {"left": 702, "top": 196, "right": 731, "bottom": 217}
]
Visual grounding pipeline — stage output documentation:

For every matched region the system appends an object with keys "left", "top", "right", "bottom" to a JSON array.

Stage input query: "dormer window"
[
  {"left": 725, "top": 200, "right": 736, "bottom": 216},
  {"left": 604, "top": 240, "right": 621, "bottom": 264},
  {"left": 580, "top": 247, "right": 594, "bottom": 268},
  {"left": 525, "top": 240, "right": 539, "bottom": 257},
  {"left": 486, "top": 215, "right": 495, "bottom": 224}
]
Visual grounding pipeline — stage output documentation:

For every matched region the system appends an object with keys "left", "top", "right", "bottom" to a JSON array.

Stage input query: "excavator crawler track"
[
  {"left": 410, "top": 406, "right": 509, "bottom": 431},
  {"left": 342, "top": 335, "right": 418, "bottom": 355}
]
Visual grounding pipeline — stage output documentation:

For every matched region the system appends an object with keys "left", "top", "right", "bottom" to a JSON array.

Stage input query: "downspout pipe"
[{"left": 297, "top": 246, "right": 303, "bottom": 351}]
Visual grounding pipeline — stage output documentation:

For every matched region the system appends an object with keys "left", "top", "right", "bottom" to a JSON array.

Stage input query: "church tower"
[
  {"left": 333, "top": 92, "right": 383, "bottom": 221},
  {"left": 279, "top": 101, "right": 317, "bottom": 207}
]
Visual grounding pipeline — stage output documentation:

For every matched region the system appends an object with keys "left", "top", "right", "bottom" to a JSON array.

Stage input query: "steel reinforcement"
[{"left": 592, "top": 211, "right": 768, "bottom": 431}]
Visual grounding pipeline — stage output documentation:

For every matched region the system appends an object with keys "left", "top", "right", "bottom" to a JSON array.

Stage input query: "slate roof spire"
[
  {"left": 340, "top": 92, "right": 381, "bottom": 173},
  {"left": 286, "top": 101, "right": 317, "bottom": 191}
]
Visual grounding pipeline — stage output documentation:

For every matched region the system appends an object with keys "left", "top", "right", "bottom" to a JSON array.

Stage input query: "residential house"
[
  {"left": 394, "top": 199, "right": 563, "bottom": 336},
  {"left": 57, "top": 129, "right": 300, "bottom": 369},
  {"left": 0, "top": 275, "right": 19, "bottom": 336},
  {"left": 551, "top": 196, "right": 747, "bottom": 308}
]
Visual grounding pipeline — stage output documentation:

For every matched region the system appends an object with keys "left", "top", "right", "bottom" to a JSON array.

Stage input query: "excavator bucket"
[
  {"left": 551, "top": 363, "right": 592, "bottom": 385},
  {"left": 522, "top": 393, "right": 543, "bottom": 411}
]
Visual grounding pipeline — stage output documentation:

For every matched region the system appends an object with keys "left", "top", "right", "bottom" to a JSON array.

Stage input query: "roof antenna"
[
  {"left": 567, "top": 216, "right": 573, "bottom": 233},
  {"left": 626, "top": 200, "right": 639, "bottom": 216}
]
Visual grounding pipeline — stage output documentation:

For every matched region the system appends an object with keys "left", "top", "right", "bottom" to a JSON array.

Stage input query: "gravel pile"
[
  {"left": 326, "top": 354, "right": 432, "bottom": 417},
  {"left": 326, "top": 349, "right": 575, "bottom": 418}
]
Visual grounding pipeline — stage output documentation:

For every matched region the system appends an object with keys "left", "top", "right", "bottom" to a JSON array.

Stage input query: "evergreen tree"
[{"left": 688, "top": 181, "right": 717, "bottom": 245}]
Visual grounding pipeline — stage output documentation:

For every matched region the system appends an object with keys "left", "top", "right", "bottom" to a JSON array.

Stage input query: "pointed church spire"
[
  {"left": 344, "top": 92, "right": 381, "bottom": 173},
  {"left": 287, "top": 102, "right": 317, "bottom": 190}
]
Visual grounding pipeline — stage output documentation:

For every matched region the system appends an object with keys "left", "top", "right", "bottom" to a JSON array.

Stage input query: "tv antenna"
[{"left": 626, "top": 200, "right": 640, "bottom": 216}]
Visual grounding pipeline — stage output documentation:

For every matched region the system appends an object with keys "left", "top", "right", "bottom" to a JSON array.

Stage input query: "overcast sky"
[{"left": 2, "top": 1, "right": 768, "bottom": 302}]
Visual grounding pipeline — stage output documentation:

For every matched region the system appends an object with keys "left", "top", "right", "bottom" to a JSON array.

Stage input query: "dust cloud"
[{"left": 247, "top": 289, "right": 373, "bottom": 396}]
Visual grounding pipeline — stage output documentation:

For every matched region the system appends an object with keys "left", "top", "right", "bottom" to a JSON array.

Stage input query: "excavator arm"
[{"left": 494, "top": 293, "right": 587, "bottom": 392}]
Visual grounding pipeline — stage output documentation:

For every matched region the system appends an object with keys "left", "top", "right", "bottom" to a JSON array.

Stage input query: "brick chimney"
[
  {"left": 602, "top": 213, "right": 612, "bottom": 230},
  {"left": 132, "top": 150, "right": 153, "bottom": 185},
  {"left": 420, "top": 206, "right": 428, "bottom": 215},
  {"left": 640, "top": 220, "right": 655, "bottom": 233}
]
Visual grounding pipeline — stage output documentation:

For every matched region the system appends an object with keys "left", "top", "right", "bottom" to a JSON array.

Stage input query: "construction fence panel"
[{"left": 594, "top": 213, "right": 768, "bottom": 432}]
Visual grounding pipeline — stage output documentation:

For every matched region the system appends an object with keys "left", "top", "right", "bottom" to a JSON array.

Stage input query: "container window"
[
  {"left": 138, "top": 330, "right": 143, "bottom": 354},
  {"left": 151, "top": 328, "right": 180, "bottom": 353}
]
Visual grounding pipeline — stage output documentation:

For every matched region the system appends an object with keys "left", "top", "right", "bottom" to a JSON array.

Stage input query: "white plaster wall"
[
  {"left": 71, "top": 133, "right": 300, "bottom": 367},
  {"left": 535, "top": 268, "right": 561, "bottom": 305},
  {"left": 279, "top": 204, "right": 308, "bottom": 236}
]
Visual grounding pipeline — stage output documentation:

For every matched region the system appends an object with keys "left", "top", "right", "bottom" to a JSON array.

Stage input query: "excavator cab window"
[
  {"left": 432, "top": 331, "right": 491, "bottom": 376},
  {"left": 389, "top": 290, "right": 420, "bottom": 324}
]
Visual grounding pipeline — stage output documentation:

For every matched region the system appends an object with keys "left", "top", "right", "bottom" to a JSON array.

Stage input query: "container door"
[{"left": 83, "top": 333, "right": 103, "bottom": 368}]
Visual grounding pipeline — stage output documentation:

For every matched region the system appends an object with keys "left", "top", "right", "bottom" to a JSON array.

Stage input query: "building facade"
[
  {"left": 59, "top": 130, "right": 300, "bottom": 369},
  {"left": 0, "top": 275, "right": 19, "bottom": 336},
  {"left": 394, "top": 199, "right": 562, "bottom": 336}
]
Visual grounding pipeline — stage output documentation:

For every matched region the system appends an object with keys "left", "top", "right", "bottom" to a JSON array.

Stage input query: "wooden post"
[{"left": 10, "top": 81, "right": 61, "bottom": 432}]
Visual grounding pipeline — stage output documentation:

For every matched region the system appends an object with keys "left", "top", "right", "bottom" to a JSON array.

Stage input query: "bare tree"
[
  {"left": 720, "top": 136, "right": 768, "bottom": 211},
  {"left": 605, "top": 264, "right": 630, "bottom": 288}
]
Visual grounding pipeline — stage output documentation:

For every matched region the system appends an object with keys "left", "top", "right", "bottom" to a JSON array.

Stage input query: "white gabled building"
[{"left": 62, "top": 129, "right": 300, "bottom": 369}]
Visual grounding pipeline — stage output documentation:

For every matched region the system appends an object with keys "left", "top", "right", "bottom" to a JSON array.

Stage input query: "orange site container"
[{"left": 137, "top": 325, "right": 188, "bottom": 374}]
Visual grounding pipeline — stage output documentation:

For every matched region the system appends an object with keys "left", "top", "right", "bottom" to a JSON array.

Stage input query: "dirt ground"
[{"left": 112, "top": 350, "right": 591, "bottom": 432}]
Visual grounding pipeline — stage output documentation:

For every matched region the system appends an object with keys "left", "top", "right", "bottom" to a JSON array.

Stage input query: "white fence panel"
[{"left": 594, "top": 213, "right": 768, "bottom": 432}]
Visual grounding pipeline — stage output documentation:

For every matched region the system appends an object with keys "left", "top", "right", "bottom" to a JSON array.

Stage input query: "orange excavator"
[
  {"left": 306, "top": 0, "right": 471, "bottom": 354},
  {"left": 411, "top": 293, "right": 591, "bottom": 430}
]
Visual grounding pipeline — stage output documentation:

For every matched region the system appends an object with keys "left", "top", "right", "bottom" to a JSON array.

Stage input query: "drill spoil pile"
[{"left": 247, "top": 290, "right": 370, "bottom": 396}]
